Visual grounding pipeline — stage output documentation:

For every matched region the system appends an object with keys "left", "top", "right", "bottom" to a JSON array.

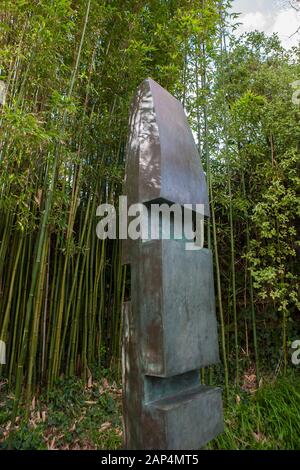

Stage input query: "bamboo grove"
[{"left": 0, "top": 0, "right": 299, "bottom": 406}]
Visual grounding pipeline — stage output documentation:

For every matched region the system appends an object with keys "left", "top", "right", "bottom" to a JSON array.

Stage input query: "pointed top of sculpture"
[{"left": 125, "top": 77, "right": 209, "bottom": 216}]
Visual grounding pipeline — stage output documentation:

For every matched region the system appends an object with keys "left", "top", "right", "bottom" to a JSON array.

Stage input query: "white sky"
[{"left": 230, "top": 0, "right": 300, "bottom": 48}]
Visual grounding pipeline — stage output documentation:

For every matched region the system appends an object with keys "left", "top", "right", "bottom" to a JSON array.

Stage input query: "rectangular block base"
[{"left": 146, "top": 385, "right": 223, "bottom": 450}]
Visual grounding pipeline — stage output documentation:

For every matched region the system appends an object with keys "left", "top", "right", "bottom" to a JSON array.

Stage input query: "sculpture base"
[{"left": 146, "top": 385, "right": 223, "bottom": 450}]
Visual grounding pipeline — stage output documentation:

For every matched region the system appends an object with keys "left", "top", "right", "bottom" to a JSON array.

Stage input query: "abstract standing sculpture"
[{"left": 122, "top": 78, "right": 223, "bottom": 450}]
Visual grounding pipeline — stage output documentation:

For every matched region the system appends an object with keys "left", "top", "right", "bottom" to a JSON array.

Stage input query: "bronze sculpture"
[{"left": 122, "top": 78, "right": 223, "bottom": 450}]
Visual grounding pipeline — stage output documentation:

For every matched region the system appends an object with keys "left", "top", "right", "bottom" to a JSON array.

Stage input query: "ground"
[
  {"left": 209, "top": 371, "right": 300, "bottom": 450},
  {"left": 1, "top": 370, "right": 300, "bottom": 450},
  {"left": 0, "top": 369, "right": 123, "bottom": 450}
]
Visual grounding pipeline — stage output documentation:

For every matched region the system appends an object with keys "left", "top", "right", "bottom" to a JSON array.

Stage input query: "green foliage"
[
  {"left": 190, "top": 29, "right": 300, "bottom": 381},
  {"left": 2, "top": 371, "right": 300, "bottom": 450},
  {"left": 0, "top": 0, "right": 222, "bottom": 400},
  {"left": 208, "top": 374, "right": 300, "bottom": 450},
  {"left": 0, "top": 369, "right": 122, "bottom": 449},
  {"left": 0, "top": 0, "right": 299, "bottom": 420}
]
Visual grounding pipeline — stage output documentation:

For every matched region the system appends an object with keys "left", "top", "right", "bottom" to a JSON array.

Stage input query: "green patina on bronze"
[{"left": 122, "top": 78, "right": 223, "bottom": 450}]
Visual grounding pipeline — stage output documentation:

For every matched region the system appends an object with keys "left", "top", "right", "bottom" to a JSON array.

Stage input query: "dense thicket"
[
  {"left": 0, "top": 0, "right": 223, "bottom": 401},
  {"left": 0, "top": 0, "right": 299, "bottom": 405},
  {"left": 199, "top": 32, "right": 300, "bottom": 385}
]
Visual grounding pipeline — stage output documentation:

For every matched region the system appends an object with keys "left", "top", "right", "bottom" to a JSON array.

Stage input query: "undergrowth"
[
  {"left": 0, "top": 368, "right": 122, "bottom": 450},
  {"left": 1, "top": 371, "right": 300, "bottom": 449},
  {"left": 208, "top": 373, "right": 300, "bottom": 450}
]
